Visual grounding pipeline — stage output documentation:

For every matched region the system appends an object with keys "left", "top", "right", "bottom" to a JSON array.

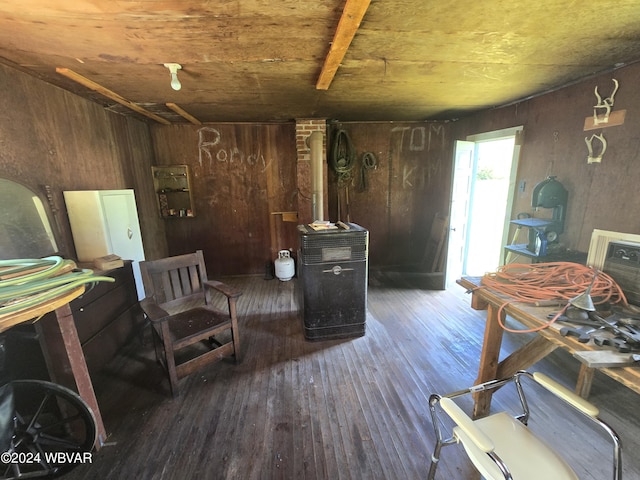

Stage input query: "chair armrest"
[
  {"left": 440, "top": 397, "right": 495, "bottom": 453},
  {"left": 139, "top": 297, "right": 171, "bottom": 322},
  {"left": 204, "top": 280, "right": 242, "bottom": 299},
  {"left": 532, "top": 372, "right": 599, "bottom": 417}
]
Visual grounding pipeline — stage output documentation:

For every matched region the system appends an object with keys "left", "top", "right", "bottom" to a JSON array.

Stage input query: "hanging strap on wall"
[
  {"left": 359, "top": 151, "right": 377, "bottom": 191},
  {"left": 330, "top": 128, "right": 357, "bottom": 221},
  {"left": 330, "top": 129, "right": 356, "bottom": 184}
]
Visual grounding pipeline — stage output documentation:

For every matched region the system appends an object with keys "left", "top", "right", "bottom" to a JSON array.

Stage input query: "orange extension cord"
[{"left": 478, "top": 262, "right": 629, "bottom": 333}]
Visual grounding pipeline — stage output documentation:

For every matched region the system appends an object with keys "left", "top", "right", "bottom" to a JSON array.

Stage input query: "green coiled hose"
[
  {"left": 0, "top": 256, "right": 67, "bottom": 287},
  {"left": 0, "top": 257, "right": 114, "bottom": 319}
]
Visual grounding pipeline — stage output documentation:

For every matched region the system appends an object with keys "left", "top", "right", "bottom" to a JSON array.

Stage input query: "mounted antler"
[
  {"left": 593, "top": 79, "right": 619, "bottom": 125},
  {"left": 585, "top": 133, "right": 607, "bottom": 163}
]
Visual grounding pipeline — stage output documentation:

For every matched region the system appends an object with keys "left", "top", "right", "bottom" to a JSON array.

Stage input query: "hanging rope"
[
  {"left": 359, "top": 151, "right": 377, "bottom": 191},
  {"left": 330, "top": 128, "right": 356, "bottom": 184},
  {"left": 330, "top": 128, "right": 357, "bottom": 221},
  {"left": 475, "top": 262, "right": 628, "bottom": 333}
]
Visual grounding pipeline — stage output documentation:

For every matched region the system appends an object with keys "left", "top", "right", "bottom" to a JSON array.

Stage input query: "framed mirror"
[{"left": 0, "top": 179, "right": 59, "bottom": 259}]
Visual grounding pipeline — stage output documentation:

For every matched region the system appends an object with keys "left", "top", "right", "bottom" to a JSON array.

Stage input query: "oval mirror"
[{"left": 0, "top": 179, "right": 59, "bottom": 259}]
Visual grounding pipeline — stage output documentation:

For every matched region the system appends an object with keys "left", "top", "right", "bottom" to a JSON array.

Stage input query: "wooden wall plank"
[
  {"left": 7, "top": 56, "right": 640, "bottom": 281},
  {"left": 0, "top": 63, "right": 166, "bottom": 263},
  {"left": 148, "top": 120, "right": 453, "bottom": 275},
  {"left": 326, "top": 122, "right": 452, "bottom": 267},
  {"left": 150, "top": 123, "right": 298, "bottom": 276},
  {"left": 453, "top": 66, "right": 640, "bottom": 255}
]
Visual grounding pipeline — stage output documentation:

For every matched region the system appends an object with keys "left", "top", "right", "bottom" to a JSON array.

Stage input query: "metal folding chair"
[{"left": 428, "top": 371, "right": 622, "bottom": 480}]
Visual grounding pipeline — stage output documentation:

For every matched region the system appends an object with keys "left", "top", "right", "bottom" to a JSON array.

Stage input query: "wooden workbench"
[
  {"left": 0, "top": 286, "right": 107, "bottom": 448},
  {"left": 36, "top": 300, "right": 107, "bottom": 447},
  {"left": 458, "top": 276, "right": 640, "bottom": 418}
]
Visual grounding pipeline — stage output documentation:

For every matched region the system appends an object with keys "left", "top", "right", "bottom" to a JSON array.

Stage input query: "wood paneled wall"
[
  {"left": 149, "top": 121, "right": 454, "bottom": 276},
  {"left": 0, "top": 64, "right": 166, "bottom": 263},
  {"left": 326, "top": 122, "right": 453, "bottom": 267},
  {"left": 453, "top": 63, "right": 640, "bottom": 254},
  {"left": 150, "top": 123, "right": 299, "bottom": 276},
  {"left": 6, "top": 59, "right": 640, "bottom": 279},
  {"left": 0, "top": 62, "right": 453, "bottom": 277}
]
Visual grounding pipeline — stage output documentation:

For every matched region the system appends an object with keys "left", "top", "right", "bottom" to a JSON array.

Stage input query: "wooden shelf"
[{"left": 152, "top": 165, "right": 195, "bottom": 218}]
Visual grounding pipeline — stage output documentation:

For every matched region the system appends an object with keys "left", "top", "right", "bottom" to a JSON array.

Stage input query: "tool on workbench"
[
  {"left": 548, "top": 311, "right": 599, "bottom": 327},
  {"left": 566, "top": 305, "right": 590, "bottom": 321},
  {"left": 534, "top": 300, "right": 566, "bottom": 307},
  {"left": 559, "top": 325, "right": 598, "bottom": 342},
  {"left": 589, "top": 311, "right": 640, "bottom": 344},
  {"left": 616, "top": 314, "right": 640, "bottom": 327},
  {"left": 552, "top": 306, "right": 640, "bottom": 351},
  {"left": 580, "top": 311, "right": 640, "bottom": 352},
  {"left": 568, "top": 269, "right": 598, "bottom": 311},
  {"left": 593, "top": 336, "right": 639, "bottom": 353},
  {"left": 620, "top": 320, "right": 640, "bottom": 337},
  {"left": 547, "top": 305, "right": 590, "bottom": 322}
]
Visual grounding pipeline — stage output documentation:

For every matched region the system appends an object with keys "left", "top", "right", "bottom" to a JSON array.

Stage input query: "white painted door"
[
  {"left": 465, "top": 127, "right": 523, "bottom": 273},
  {"left": 445, "top": 141, "right": 475, "bottom": 286}
]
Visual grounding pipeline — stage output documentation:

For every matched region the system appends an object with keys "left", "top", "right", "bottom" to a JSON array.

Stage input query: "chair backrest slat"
[
  {"left": 140, "top": 250, "right": 209, "bottom": 306},
  {"left": 187, "top": 264, "right": 202, "bottom": 292},
  {"left": 168, "top": 269, "right": 184, "bottom": 299},
  {"left": 159, "top": 270, "right": 174, "bottom": 302},
  {"left": 178, "top": 266, "right": 193, "bottom": 296}
]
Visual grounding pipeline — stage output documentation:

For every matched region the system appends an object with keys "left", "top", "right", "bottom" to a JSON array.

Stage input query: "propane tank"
[{"left": 274, "top": 250, "right": 295, "bottom": 281}]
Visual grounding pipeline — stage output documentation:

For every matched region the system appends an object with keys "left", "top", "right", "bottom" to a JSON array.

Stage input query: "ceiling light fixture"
[{"left": 163, "top": 63, "right": 182, "bottom": 91}]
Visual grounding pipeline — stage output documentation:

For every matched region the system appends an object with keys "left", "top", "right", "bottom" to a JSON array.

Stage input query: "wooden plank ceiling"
[{"left": 1, "top": 0, "right": 640, "bottom": 124}]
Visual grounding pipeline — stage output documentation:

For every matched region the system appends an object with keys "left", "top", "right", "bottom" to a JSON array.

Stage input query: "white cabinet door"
[
  {"left": 64, "top": 189, "right": 146, "bottom": 299},
  {"left": 101, "top": 192, "right": 144, "bottom": 262}
]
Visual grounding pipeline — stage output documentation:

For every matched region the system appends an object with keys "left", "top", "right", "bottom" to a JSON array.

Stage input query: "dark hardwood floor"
[{"left": 64, "top": 273, "right": 640, "bottom": 480}]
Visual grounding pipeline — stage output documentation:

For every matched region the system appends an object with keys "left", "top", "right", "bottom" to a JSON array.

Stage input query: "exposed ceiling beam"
[
  {"left": 316, "top": 0, "right": 371, "bottom": 90},
  {"left": 55, "top": 68, "right": 171, "bottom": 125},
  {"left": 166, "top": 103, "right": 202, "bottom": 125}
]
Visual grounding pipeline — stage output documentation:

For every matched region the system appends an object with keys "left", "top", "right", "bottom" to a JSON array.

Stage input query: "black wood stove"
[{"left": 297, "top": 222, "right": 368, "bottom": 341}]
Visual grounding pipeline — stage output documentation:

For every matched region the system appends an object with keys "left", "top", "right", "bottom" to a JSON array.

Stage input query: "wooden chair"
[{"left": 139, "top": 250, "right": 242, "bottom": 396}]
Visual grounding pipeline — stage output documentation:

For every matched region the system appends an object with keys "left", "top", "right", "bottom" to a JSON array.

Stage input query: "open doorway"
[{"left": 445, "top": 126, "right": 523, "bottom": 286}]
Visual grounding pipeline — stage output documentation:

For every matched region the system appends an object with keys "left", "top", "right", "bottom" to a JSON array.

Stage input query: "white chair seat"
[
  {"left": 454, "top": 411, "right": 578, "bottom": 480},
  {"left": 428, "top": 373, "right": 621, "bottom": 480}
]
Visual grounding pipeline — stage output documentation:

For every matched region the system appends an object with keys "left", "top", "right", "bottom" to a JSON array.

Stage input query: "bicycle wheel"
[{"left": 1, "top": 380, "right": 97, "bottom": 479}]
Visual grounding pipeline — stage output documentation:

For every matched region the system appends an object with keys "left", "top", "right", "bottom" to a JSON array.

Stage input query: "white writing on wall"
[
  {"left": 390, "top": 125, "right": 445, "bottom": 189},
  {"left": 390, "top": 125, "right": 445, "bottom": 153},
  {"left": 198, "top": 127, "right": 267, "bottom": 171}
]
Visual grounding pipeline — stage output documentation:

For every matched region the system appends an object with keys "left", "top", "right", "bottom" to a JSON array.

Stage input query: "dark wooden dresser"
[{"left": 6, "top": 261, "right": 143, "bottom": 381}]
